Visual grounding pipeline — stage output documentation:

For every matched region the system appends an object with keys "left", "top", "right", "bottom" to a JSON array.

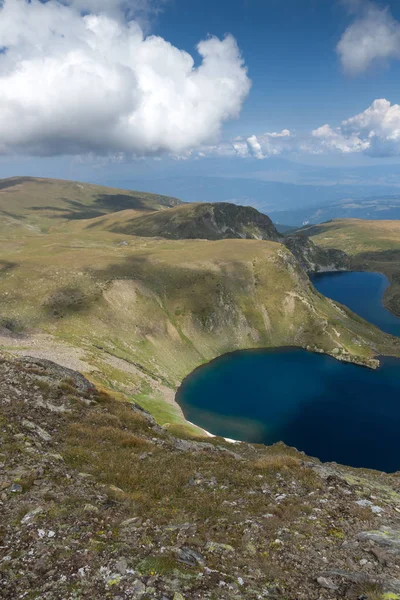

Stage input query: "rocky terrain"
[
  {"left": 1, "top": 352, "right": 400, "bottom": 600},
  {"left": 284, "top": 234, "right": 349, "bottom": 274}
]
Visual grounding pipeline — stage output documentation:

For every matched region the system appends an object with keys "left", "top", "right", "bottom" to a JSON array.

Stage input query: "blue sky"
[
  {"left": 155, "top": 0, "right": 369, "bottom": 134},
  {"left": 1, "top": 0, "right": 400, "bottom": 196},
  {"left": 149, "top": 0, "right": 400, "bottom": 150}
]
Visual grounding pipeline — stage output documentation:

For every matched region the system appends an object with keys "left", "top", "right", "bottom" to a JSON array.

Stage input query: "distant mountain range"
[
  {"left": 98, "top": 173, "right": 400, "bottom": 227},
  {"left": 272, "top": 195, "right": 400, "bottom": 226}
]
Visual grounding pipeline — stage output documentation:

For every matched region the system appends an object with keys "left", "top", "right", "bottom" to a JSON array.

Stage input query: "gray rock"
[
  {"left": 10, "top": 483, "right": 23, "bottom": 493},
  {"left": 19, "top": 356, "right": 94, "bottom": 393},
  {"left": 21, "top": 507, "right": 44, "bottom": 524},
  {"left": 358, "top": 527, "right": 400, "bottom": 556},
  {"left": 22, "top": 419, "right": 52, "bottom": 442},
  {"left": 115, "top": 557, "right": 128, "bottom": 575},
  {"left": 320, "top": 569, "right": 400, "bottom": 595},
  {"left": 204, "top": 541, "right": 235, "bottom": 554},
  {"left": 128, "top": 580, "right": 146, "bottom": 596},
  {"left": 177, "top": 547, "right": 205, "bottom": 567}
]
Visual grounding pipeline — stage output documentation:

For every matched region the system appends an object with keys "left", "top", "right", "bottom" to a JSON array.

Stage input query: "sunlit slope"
[
  {"left": 302, "top": 219, "right": 400, "bottom": 316},
  {"left": 0, "top": 229, "right": 397, "bottom": 390},
  {"left": 1, "top": 186, "right": 399, "bottom": 429},
  {"left": 0, "top": 176, "right": 181, "bottom": 234}
]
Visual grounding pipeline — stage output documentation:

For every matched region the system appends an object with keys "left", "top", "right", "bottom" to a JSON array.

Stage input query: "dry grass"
[
  {"left": 252, "top": 454, "right": 301, "bottom": 472},
  {"left": 63, "top": 394, "right": 315, "bottom": 531}
]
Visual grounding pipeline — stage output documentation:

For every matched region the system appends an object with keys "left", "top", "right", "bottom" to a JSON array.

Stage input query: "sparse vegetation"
[{"left": 1, "top": 354, "right": 400, "bottom": 599}]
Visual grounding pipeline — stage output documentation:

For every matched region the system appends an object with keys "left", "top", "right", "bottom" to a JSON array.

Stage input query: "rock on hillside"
[
  {"left": 111, "top": 202, "right": 281, "bottom": 241},
  {"left": 1, "top": 352, "right": 400, "bottom": 600},
  {"left": 284, "top": 233, "right": 350, "bottom": 273}
]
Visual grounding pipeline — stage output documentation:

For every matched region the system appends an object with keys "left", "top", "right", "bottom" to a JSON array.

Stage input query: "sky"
[{"left": 1, "top": 0, "right": 400, "bottom": 191}]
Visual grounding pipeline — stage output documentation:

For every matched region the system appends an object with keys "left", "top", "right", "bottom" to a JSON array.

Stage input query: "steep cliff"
[{"left": 284, "top": 233, "right": 350, "bottom": 273}]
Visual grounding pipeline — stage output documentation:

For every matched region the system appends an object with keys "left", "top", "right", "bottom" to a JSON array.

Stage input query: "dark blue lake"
[
  {"left": 177, "top": 272, "right": 400, "bottom": 472},
  {"left": 312, "top": 271, "right": 400, "bottom": 338}
]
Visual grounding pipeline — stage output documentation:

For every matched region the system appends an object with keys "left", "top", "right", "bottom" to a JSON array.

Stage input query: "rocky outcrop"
[
  {"left": 284, "top": 233, "right": 350, "bottom": 273},
  {"left": 111, "top": 202, "right": 281, "bottom": 242}
]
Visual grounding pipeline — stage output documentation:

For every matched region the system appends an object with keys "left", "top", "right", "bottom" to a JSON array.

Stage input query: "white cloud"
[
  {"left": 311, "top": 123, "right": 369, "bottom": 154},
  {"left": 308, "top": 99, "right": 400, "bottom": 157},
  {"left": 0, "top": 0, "right": 251, "bottom": 157},
  {"left": 198, "top": 99, "right": 400, "bottom": 159},
  {"left": 342, "top": 98, "right": 400, "bottom": 156},
  {"left": 246, "top": 135, "right": 264, "bottom": 159},
  {"left": 211, "top": 129, "right": 294, "bottom": 160},
  {"left": 337, "top": 2, "right": 400, "bottom": 74}
]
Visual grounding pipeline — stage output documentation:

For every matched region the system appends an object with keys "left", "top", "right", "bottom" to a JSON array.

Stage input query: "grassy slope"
[
  {"left": 0, "top": 176, "right": 180, "bottom": 234},
  {"left": 302, "top": 219, "right": 400, "bottom": 316},
  {"left": 0, "top": 180, "right": 399, "bottom": 432},
  {"left": 1, "top": 227, "right": 399, "bottom": 427}
]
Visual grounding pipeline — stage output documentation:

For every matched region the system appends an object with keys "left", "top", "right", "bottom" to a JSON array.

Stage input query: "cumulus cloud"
[
  {"left": 200, "top": 99, "right": 400, "bottom": 159},
  {"left": 308, "top": 99, "right": 400, "bottom": 157},
  {"left": 204, "top": 129, "right": 294, "bottom": 160},
  {"left": 337, "top": 1, "right": 400, "bottom": 74},
  {"left": 311, "top": 124, "right": 370, "bottom": 154},
  {"left": 0, "top": 0, "right": 251, "bottom": 157},
  {"left": 341, "top": 98, "right": 400, "bottom": 155},
  {"left": 249, "top": 129, "right": 292, "bottom": 158}
]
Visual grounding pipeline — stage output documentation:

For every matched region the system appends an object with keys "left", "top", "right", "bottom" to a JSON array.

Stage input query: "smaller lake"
[
  {"left": 177, "top": 349, "right": 400, "bottom": 472},
  {"left": 311, "top": 271, "right": 400, "bottom": 337},
  {"left": 177, "top": 271, "right": 400, "bottom": 472}
]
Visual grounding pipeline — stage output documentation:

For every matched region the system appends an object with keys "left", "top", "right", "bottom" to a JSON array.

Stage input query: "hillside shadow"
[
  {"left": 0, "top": 260, "right": 18, "bottom": 273},
  {"left": 43, "top": 285, "right": 101, "bottom": 319},
  {"left": 29, "top": 193, "right": 158, "bottom": 222},
  {"left": 0, "top": 209, "right": 27, "bottom": 221},
  {"left": 29, "top": 201, "right": 105, "bottom": 221},
  {"left": 93, "top": 194, "right": 156, "bottom": 213},
  {"left": 0, "top": 176, "right": 49, "bottom": 190},
  {"left": 87, "top": 253, "right": 251, "bottom": 326}
]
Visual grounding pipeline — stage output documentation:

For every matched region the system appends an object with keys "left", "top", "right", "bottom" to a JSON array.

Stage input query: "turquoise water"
[{"left": 177, "top": 272, "right": 400, "bottom": 472}]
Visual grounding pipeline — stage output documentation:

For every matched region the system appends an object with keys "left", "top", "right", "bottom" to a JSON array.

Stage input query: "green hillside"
[
  {"left": 0, "top": 179, "right": 398, "bottom": 434},
  {"left": 0, "top": 176, "right": 181, "bottom": 235}
]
